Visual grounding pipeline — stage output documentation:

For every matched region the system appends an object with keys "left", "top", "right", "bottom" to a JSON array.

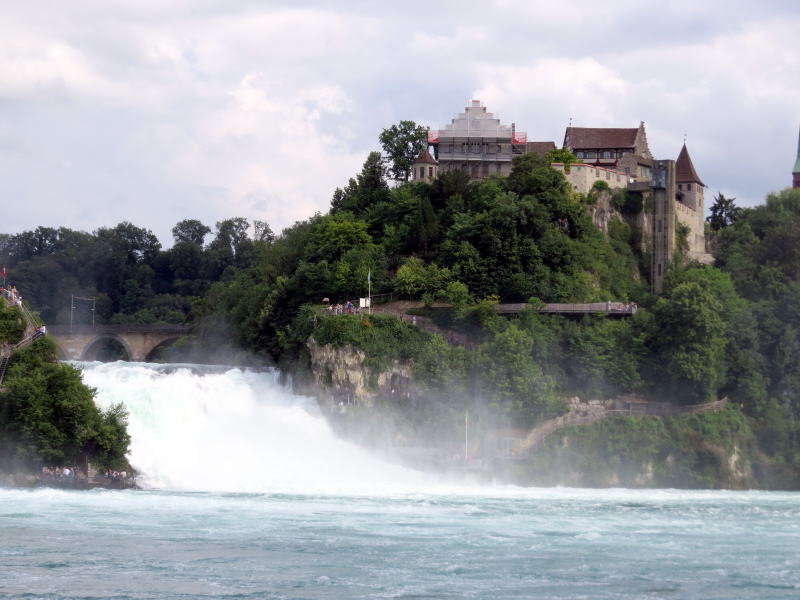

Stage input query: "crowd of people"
[
  {"left": 606, "top": 301, "right": 638, "bottom": 313},
  {"left": 101, "top": 469, "right": 129, "bottom": 481},
  {"left": 323, "top": 299, "right": 362, "bottom": 315},
  {"left": 41, "top": 466, "right": 81, "bottom": 480},
  {"left": 1, "top": 285, "right": 23, "bottom": 307}
]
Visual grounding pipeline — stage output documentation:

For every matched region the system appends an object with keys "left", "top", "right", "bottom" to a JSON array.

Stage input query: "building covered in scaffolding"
[{"left": 428, "top": 100, "right": 527, "bottom": 179}]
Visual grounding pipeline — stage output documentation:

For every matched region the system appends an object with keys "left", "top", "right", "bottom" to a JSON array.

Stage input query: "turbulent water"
[{"left": 1, "top": 362, "right": 799, "bottom": 599}]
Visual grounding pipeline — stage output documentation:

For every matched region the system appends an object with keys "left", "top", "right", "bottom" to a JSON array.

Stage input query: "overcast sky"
[{"left": 2, "top": 1, "right": 799, "bottom": 245}]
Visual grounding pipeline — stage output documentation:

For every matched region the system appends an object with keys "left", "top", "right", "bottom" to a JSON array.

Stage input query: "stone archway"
[{"left": 80, "top": 335, "right": 134, "bottom": 362}]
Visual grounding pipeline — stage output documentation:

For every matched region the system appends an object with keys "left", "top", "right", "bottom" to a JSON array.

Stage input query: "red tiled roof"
[
  {"left": 565, "top": 127, "right": 639, "bottom": 149},
  {"left": 675, "top": 144, "right": 704, "bottom": 185},
  {"left": 413, "top": 149, "right": 438, "bottom": 165},
  {"left": 525, "top": 141, "right": 556, "bottom": 157}
]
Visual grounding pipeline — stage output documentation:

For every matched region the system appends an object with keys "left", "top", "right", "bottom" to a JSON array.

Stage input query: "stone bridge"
[{"left": 48, "top": 324, "right": 190, "bottom": 362}]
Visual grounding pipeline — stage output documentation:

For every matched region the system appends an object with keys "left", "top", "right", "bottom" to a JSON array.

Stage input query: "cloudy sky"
[{"left": 2, "top": 0, "right": 799, "bottom": 245}]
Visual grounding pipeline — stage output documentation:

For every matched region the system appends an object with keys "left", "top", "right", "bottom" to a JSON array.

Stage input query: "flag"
[
  {"left": 367, "top": 269, "right": 371, "bottom": 284},
  {"left": 1, "top": 265, "right": 5, "bottom": 279}
]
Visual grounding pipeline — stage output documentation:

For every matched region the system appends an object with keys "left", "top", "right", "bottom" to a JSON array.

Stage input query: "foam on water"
[{"left": 79, "top": 360, "right": 435, "bottom": 495}]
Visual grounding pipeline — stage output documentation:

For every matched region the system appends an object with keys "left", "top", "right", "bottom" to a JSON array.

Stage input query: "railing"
[
  {"left": 370, "top": 293, "right": 395, "bottom": 305},
  {"left": 437, "top": 152, "right": 514, "bottom": 161},
  {"left": 48, "top": 324, "right": 190, "bottom": 334},
  {"left": 495, "top": 302, "right": 639, "bottom": 315},
  {"left": 0, "top": 289, "right": 43, "bottom": 385}
]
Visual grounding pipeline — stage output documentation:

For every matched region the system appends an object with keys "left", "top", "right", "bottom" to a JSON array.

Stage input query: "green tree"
[
  {"left": 253, "top": 220, "right": 275, "bottom": 244},
  {"left": 649, "top": 281, "right": 727, "bottom": 403},
  {"left": 477, "top": 324, "right": 561, "bottom": 425},
  {"left": 706, "top": 193, "right": 741, "bottom": 230},
  {"left": 545, "top": 147, "right": 581, "bottom": 172},
  {"left": 172, "top": 219, "right": 211, "bottom": 246},
  {"left": 379, "top": 121, "right": 428, "bottom": 182}
]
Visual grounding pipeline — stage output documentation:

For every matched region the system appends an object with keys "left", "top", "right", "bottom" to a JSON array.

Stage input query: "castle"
[{"left": 413, "top": 100, "right": 712, "bottom": 293}]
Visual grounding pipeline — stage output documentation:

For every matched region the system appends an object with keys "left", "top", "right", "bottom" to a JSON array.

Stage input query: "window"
[
  {"left": 496, "top": 163, "right": 502, "bottom": 174},
  {"left": 429, "top": 166, "right": 434, "bottom": 178},
  {"left": 576, "top": 151, "right": 584, "bottom": 159},
  {"left": 471, "top": 164, "right": 479, "bottom": 177},
  {"left": 448, "top": 144, "right": 453, "bottom": 153},
  {"left": 687, "top": 183, "right": 692, "bottom": 191},
  {"left": 482, "top": 163, "right": 489, "bottom": 177},
  {"left": 658, "top": 219, "right": 662, "bottom": 233},
  {"left": 603, "top": 151, "right": 612, "bottom": 159},
  {"left": 618, "top": 151, "right": 625, "bottom": 158},
  {"left": 419, "top": 167, "right": 425, "bottom": 180},
  {"left": 586, "top": 151, "right": 597, "bottom": 159},
  {"left": 657, "top": 263, "right": 662, "bottom": 276}
]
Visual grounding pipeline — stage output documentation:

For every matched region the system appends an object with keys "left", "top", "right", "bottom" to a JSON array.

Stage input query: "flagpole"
[{"left": 368, "top": 268, "right": 371, "bottom": 315}]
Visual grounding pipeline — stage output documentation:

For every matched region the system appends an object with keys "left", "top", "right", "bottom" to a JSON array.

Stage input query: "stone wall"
[
  {"left": 552, "top": 163, "right": 627, "bottom": 196},
  {"left": 675, "top": 199, "right": 713, "bottom": 264}
]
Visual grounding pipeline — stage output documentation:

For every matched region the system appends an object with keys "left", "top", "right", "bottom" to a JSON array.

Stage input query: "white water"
[
  {"left": 5, "top": 362, "right": 799, "bottom": 598},
  {"left": 79, "top": 361, "right": 431, "bottom": 495}
]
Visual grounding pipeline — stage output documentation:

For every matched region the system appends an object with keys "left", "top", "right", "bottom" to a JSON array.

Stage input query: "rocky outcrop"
[{"left": 306, "top": 337, "right": 417, "bottom": 409}]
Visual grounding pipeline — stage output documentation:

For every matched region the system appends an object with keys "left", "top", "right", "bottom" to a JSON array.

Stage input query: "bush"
[{"left": 0, "top": 303, "right": 25, "bottom": 345}]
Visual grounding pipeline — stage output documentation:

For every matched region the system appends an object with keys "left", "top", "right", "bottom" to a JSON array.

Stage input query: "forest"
[{"left": 2, "top": 143, "right": 800, "bottom": 483}]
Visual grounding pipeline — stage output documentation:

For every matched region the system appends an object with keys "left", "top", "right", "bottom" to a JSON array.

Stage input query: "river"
[{"left": 1, "top": 361, "right": 798, "bottom": 599}]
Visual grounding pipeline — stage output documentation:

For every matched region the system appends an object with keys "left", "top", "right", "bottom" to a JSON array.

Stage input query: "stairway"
[{"left": 0, "top": 355, "right": 9, "bottom": 385}]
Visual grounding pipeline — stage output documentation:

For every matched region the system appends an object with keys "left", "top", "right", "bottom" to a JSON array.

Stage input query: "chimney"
[{"left": 512, "top": 122, "right": 516, "bottom": 142}]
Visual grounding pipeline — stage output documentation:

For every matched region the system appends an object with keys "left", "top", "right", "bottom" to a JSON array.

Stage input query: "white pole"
[
  {"left": 465, "top": 409, "right": 469, "bottom": 463},
  {"left": 368, "top": 269, "right": 372, "bottom": 315}
]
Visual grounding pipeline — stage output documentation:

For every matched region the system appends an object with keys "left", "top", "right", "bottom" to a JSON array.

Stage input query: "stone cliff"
[{"left": 306, "top": 336, "right": 416, "bottom": 409}]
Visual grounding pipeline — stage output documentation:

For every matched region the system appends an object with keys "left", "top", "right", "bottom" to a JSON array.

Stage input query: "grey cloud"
[{"left": 0, "top": 1, "right": 798, "bottom": 245}]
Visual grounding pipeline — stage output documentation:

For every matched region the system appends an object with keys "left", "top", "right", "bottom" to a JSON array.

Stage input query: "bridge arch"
[
  {"left": 48, "top": 325, "right": 190, "bottom": 362},
  {"left": 80, "top": 334, "right": 134, "bottom": 362},
  {"left": 143, "top": 335, "right": 183, "bottom": 362}
]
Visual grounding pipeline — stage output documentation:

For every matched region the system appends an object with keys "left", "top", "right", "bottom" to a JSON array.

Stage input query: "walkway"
[
  {"left": 510, "top": 397, "right": 728, "bottom": 456},
  {"left": 495, "top": 302, "right": 638, "bottom": 316}
]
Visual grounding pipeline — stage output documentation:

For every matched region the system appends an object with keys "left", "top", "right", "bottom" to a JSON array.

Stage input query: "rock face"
[
  {"left": 306, "top": 337, "right": 416, "bottom": 409},
  {"left": 587, "top": 190, "right": 619, "bottom": 234}
]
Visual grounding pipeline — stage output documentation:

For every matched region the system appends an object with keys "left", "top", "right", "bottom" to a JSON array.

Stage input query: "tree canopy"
[{"left": 379, "top": 121, "right": 428, "bottom": 182}]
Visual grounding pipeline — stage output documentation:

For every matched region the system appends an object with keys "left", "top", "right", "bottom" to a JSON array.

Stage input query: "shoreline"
[{"left": 0, "top": 472, "right": 138, "bottom": 490}]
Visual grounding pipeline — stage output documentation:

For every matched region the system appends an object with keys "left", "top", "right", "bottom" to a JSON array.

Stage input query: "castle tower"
[
  {"left": 793, "top": 124, "right": 800, "bottom": 189},
  {"left": 674, "top": 142, "right": 713, "bottom": 266},
  {"left": 675, "top": 143, "right": 705, "bottom": 211},
  {"left": 411, "top": 149, "right": 438, "bottom": 183}
]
